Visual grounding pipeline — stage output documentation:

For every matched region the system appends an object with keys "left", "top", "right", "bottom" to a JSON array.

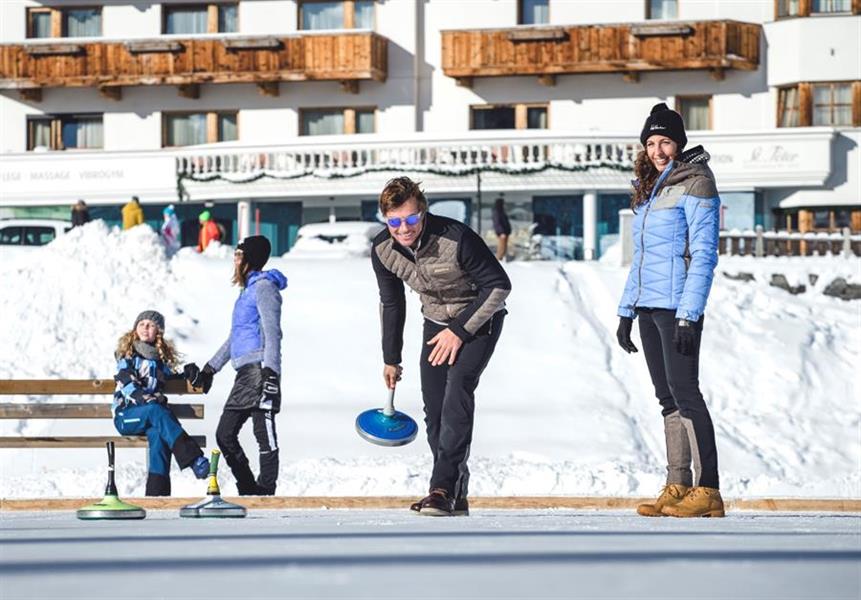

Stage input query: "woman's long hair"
[
  {"left": 631, "top": 149, "right": 660, "bottom": 212},
  {"left": 115, "top": 329, "right": 181, "bottom": 368},
  {"left": 232, "top": 252, "right": 250, "bottom": 288}
]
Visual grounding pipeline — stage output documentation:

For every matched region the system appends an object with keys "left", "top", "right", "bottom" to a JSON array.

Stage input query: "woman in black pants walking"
[{"left": 616, "top": 103, "right": 724, "bottom": 518}]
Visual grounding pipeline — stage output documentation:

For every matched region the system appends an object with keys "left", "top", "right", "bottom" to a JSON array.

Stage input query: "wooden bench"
[{"left": 0, "top": 379, "right": 205, "bottom": 448}]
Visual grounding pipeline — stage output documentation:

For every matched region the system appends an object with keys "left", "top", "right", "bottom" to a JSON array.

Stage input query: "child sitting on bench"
[{"left": 112, "top": 310, "right": 209, "bottom": 496}]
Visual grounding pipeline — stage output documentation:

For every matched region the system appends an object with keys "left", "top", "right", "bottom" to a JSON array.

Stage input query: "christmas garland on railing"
[{"left": 175, "top": 159, "right": 633, "bottom": 201}]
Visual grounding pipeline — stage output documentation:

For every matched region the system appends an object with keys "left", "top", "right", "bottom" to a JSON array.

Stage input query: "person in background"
[
  {"left": 113, "top": 310, "right": 210, "bottom": 496},
  {"left": 198, "top": 210, "right": 221, "bottom": 252},
  {"left": 190, "top": 236, "right": 287, "bottom": 495},
  {"left": 491, "top": 197, "right": 512, "bottom": 261},
  {"left": 161, "top": 205, "right": 181, "bottom": 255},
  {"left": 71, "top": 199, "right": 90, "bottom": 228},
  {"left": 122, "top": 196, "right": 144, "bottom": 230},
  {"left": 616, "top": 103, "right": 724, "bottom": 518}
]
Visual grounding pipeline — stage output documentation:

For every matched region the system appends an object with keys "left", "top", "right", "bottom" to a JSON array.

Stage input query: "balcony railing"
[
  {"left": 441, "top": 20, "right": 760, "bottom": 84},
  {"left": 173, "top": 131, "right": 638, "bottom": 181},
  {"left": 0, "top": 31, "right": 387, "bottom": 96}
]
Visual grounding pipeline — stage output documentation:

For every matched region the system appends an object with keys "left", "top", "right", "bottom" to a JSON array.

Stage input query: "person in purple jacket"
[{"left": 190, "top": 235, "right": 287, "bottom": 495}]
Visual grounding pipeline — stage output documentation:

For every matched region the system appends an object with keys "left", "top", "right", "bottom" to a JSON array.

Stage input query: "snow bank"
[{"left": 286, "top": 221, "right": 384, "bottom": 259}]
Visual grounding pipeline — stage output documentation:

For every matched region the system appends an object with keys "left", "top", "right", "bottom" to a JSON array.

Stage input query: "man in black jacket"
[{"left": 371, "top": 177, "right": 512, "bottom": 516}]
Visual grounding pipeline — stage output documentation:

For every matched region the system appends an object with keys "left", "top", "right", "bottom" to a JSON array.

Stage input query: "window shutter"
[{"left": 798, "top": 82, "right": 812, "bottom": 126}]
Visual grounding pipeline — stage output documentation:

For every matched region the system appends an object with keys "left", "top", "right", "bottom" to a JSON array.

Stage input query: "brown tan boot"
[
  {"left": 636, "top": 484, "right": 689, "bottom": 517},
  {"left": 662, "top": 486, "right": 725, "bottom": 518}
]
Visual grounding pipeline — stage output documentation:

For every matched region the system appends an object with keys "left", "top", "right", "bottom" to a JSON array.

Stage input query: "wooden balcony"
[
  {"left": 0, "top": 31, "right": 387, "bottom": 100},
  {"left": 442, "top": 20, "right": 760, "bottom": 86}
]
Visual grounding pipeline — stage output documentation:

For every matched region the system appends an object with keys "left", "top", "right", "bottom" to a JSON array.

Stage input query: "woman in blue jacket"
[
  {"left": 617, "top": 103, "right": 724, "bottom": 518},
  {"left": 191, "top": 235, "right": 287, "bottom": 495}
]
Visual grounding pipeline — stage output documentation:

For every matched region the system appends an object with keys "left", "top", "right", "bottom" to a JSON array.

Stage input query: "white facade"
[{"left": 1, "top": 0, "right": 859, "bottom": 256}]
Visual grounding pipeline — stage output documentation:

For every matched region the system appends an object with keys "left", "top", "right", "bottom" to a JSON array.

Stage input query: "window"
[
  {"left": 163, "top": 3, "right": 238, "bottom": 34},
  {"left": 676, "top": 96, "right": 711, "bottom": 130},
  {"left": 647, "top": 0, "right": 677, "bottom": 19},
  {"left": 300, "top": 108, "right": 375, "bottom": 135},
  {"left": 471, "top": 104, "right": 549, "bottom": 130},
  {"left": 813, "top": 83, "right": 852, "bottom": 126},
  {"left": 811, "top": 0, "right": 852, "bottom": 13},
  {"left": 27, "top": 114, "right": 103, "bottom": 151},
  {"left": 24, "top": 227, "right": 57, "bottom": 246},
  {"left": 776, "top": 0, "right": 802, "bottom": 17},
  {"left": 518, "top": 0, "right": 549, "bottom": 25},
  {"left": 0, "top": 227, "right": 23, "bottom": 245},
  {"left": 163, "top": 111, "right": 239, "bottom": 146},
  {"left": 777, "top": 0, "right": 859, "bottom": 17},
  {"left": 300, "top": 1, "right": 374, "bottom": 30},
  {"left": 27, "top": 6, "right": 102, "bottom": 38},
  {"left": 778, "top": 86, "right": 800, "bottom": 127},
  {"left": 778, "top": 82, "right": 860, "bottom": 127}
]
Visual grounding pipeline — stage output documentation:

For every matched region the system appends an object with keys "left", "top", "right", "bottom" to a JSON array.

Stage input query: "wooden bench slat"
[
  {"left": 0, "top": 403, "right": 204, "bottom": 419},
  {"left": 0, "top": 379, "right": 202, "bottom": 395},
  {"left": 0, "top": 435, "right": 207, "bottom": 448}
]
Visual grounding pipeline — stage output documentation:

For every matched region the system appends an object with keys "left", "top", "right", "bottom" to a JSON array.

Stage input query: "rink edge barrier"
[{"left": 1, "top": 496, "right": 859, "bottom": 512}]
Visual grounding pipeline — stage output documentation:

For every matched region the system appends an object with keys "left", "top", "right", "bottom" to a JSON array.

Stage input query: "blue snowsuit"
[{"left": 113, "top": 354, "right": 202, "bottom": 495}]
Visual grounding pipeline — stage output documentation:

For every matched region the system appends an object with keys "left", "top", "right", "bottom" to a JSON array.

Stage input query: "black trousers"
[
  {"left": 420, "top": 311, "right": 505, "bottom": 499},
  {"left": 637, "top": 308, "right": 719, "bottom": 489},
  {"left": 216, "top": 408, "right": 279, "bottom": 495}
]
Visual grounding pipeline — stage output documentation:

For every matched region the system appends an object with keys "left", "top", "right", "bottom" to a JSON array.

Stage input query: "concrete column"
[
  {"left": 237, "top": 200, "right": 252, "bottom": 241},
  {"left": 619, "top": 209, "right": 634, "bottom": 267},
  {"left": 583, "top": 190, "right": 597, "bottom": 261}
]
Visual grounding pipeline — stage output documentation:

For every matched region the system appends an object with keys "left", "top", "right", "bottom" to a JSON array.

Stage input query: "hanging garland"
[{"left": 175, "top": 159, "right": 633, "bottom": 201}]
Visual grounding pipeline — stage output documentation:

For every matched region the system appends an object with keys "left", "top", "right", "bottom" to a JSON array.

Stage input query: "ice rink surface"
[{"left": 1, "top": 509, "right": 859, "bottom": 600}]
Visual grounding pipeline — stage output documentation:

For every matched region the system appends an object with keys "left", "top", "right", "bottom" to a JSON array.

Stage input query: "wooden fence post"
[{"left": 843, "top": 227, "right": 852, "bottom": 259}]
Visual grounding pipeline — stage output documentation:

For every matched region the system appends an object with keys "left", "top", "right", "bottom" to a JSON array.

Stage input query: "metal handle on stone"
[{"left": 383, "top": 388, "right": 396, "bottom": 417}]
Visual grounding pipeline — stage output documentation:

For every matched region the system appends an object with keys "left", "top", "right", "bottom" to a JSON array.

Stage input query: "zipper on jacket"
[{"left": 633, "top": 163, "right": 674, "bottom": 308}]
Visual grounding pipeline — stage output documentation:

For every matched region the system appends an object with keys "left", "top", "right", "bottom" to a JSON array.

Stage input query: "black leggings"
[
  {"left": 637, "top": 308, "right": 719, "bottom": 489},
  {"left": 216, "top": 408, "right": 279, "bottom": 495}
]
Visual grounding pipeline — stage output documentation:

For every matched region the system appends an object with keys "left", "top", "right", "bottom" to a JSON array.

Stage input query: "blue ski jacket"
[
  {"left": 618, "top": 147, "right": 721, "bottom": 322},
  {"left": 209, "top": 269, "right": 288, "bottom": 375}
]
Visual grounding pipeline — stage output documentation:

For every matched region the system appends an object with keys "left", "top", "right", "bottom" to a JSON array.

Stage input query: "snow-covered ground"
[
  {"left": 0, "top": 222, "right": 859, "bottom": 499},
  {"left": 1, "top": 509, "right": 859, "bottom": 600}
]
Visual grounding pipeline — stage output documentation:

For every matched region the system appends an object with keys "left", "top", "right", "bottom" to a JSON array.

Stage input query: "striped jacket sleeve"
[
  {"left": 448, "top": 228, "right": 512, "bottom": 341},
  {"left": 114, "top": 357, "right": 146, "bottom": 405}
]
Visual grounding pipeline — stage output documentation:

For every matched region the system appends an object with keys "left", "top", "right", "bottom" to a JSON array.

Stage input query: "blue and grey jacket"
[
  {"left": 112, "top": 354, "right": 174, "bottom": 414},
  {"left": 618, "top": 146, "right": 721, "bottom": 322},
  {"left": 208, "top": 269, "right": 287, "bottom": 375}
]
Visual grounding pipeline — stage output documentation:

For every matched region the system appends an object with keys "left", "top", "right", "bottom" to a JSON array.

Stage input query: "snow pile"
[
  {"left": 0, "top": 238, "right": 858, "bottom": 500},
  {"left": 0, "top": 222, "right": 194, "bottom": 379}
]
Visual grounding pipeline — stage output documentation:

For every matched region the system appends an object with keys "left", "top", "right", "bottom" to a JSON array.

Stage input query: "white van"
[{"left": 0, "top": 219, "right": 72, "bottom": 261}]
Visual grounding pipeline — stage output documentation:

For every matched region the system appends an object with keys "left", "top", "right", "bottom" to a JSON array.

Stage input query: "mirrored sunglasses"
[{"left": 386, "top": 213, "right": 423, "bottom": 228}]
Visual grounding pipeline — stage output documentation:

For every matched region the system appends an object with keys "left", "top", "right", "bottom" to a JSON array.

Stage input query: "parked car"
[
  {"left": 287, "top": 221, "right": 385, "bottom": 258},
  {"left": 0, "top": 219, "right": 71, "bottom": 259}
]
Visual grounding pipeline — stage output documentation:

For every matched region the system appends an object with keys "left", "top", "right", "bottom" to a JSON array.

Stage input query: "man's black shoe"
[
  {"left": 411, "top": 495, "right": 469, "bottom": 516},
  {"left": 416, "top": 488, "right": 453, "bottom": 517},
  {"left": 453, "top": 497, "right": 469, "bottom": 516}
]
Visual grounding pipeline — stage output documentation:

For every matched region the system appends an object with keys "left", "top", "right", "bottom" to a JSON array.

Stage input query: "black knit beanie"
[
  {"left": 134, "top": 310, "right": 165, "bottom": 331},
  {"left": 237, "top": 235, "right": 271, "bottom": 271},
  {"left": 639, "top": 103, "right": 687, "bottom": 150}
]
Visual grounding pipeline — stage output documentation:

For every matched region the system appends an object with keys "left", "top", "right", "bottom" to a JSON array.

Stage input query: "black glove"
[
  {"left": 183, "top": 363, "right": 200, "bottom": 384},
  {"left": 188, "top": 363, "right": 215, "bottom": 393},
  {"left": 150, "top": 392, "right": 168, "bottom": 405},
  {"left": 616, "top": 317, "right": 638, "bottom": 353},
  {"left": 673, "top": 319, "right": 697, "bottom": 356},
  {"left": 259, "top": 367, "right": 281, "bottom": 413}
]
